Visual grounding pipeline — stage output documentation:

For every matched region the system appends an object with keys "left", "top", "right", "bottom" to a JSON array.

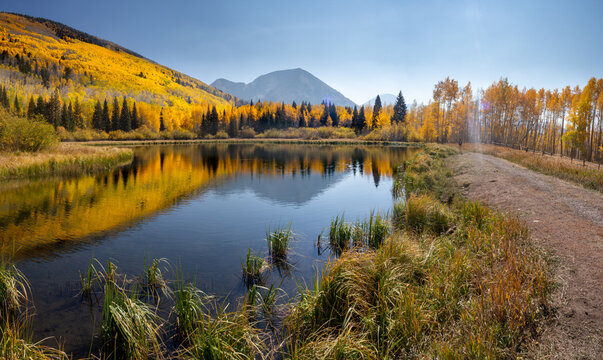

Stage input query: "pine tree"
[
  {"left": 131, "top": 102, "right": 138, "bottom": 129},
  {"left": 111, "top": 97, "right": 120, "bottom": 131},
  {"left": 92, "top": 100, "right": 102, "bottom": 130},
  {"left": 73, "top": 98, "right": 83, "bottom": 129},
  {"left": 13, "top": 95, "right": 21, "bottom": 115},
  {"left": 61, "top": 103, "right": 68, "bottom": 128},
  {"left": 49, "top": 89, "right": 61, "bottom": 128},
  {"left": 159, "top": 109, "right": 165, "bottom": 132},
  {"left": 299, "top": 112, "right": 307, "bottom": 127},
  {"left": 329, "top": 104, "right": 339, "bottom": 126},
  {"left": 372, "top": 95, "right": 382, "bottom": 129},
  {"left": 27, "top": 96, "right": 36, "bottom": 118},
  {"left": 35, "top": 96, "right": 45, "bottom": 119},
  {"left": 392, "top": 91, "right": 407, "bottom": 124},
  {"left": 358, "top": 106, "right": 366, "bottom": 133},
  {"left": 351, "top": 106, "right": 359, "bottom": 132},
  {"left": 119, "top": 97, "right": 131, "bottom": 131},
  {"left": 208, "top": 106, "right": 219, "bottom": 135},
  {"left": 227, "top": 115, "right": 238, "bottom": 138},
  {"left": 102, "top": 100, "right": 111, "bottom": 132},
  {"left": 66, "top": 102, "right": 75, "bottom": 131},
  {"left": 320, "top": 102, "right": 329, "bottom": 126}
]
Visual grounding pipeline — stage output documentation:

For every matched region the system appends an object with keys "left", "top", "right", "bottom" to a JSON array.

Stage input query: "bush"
[
  {"left": 364, "top": 123, "right": 410, "bottom": 142},
  {"left": 215, "top": 130, "right": 229, "bottom": 139},
  {"left": 0, "top": 110, "right": 57, "bottom": 152},
  {"left": 239, "top": 126, "right": 256, "bottom": 138}
]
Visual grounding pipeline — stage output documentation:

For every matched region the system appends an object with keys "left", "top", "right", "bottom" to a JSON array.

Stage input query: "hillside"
[
  {"left": 211, "top": 68, "right": 356, "bottom": 107},
  {"left": 0, "top": 12, "right": 237, "bottom": 130}
]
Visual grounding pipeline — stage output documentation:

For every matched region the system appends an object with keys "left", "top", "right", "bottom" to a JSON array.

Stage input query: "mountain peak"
[{"left": 211, "top": 69, "right": 356, "bottom": 106}]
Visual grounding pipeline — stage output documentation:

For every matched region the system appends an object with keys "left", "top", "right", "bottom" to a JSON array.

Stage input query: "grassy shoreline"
[
  {"left": 0, "top": 145, "right": 551, "bottom": 359},
  {"left": 65, "top": 137, "right": 420, "bottom": 147},
  {"left": 461, "top": 143, "right": 603, "bottom": 192},
  {"left": 0, "top": 143, "right": 133, "bottom": 180}
]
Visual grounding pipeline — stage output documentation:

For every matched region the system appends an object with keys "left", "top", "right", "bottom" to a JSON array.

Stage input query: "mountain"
[
  {"left": 363, "top": 94, "right": 397, "bottom": 107},
  {"left": 211, "top": 68, "right": 356, "bottom": 107},
  {"left": 0, "top": 12, "right": 236, "bottom": 129}
]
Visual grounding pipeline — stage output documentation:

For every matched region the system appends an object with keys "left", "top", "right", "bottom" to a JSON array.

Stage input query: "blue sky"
[{"left": 3, "top": 0, "right": 602, "bottom": 104}]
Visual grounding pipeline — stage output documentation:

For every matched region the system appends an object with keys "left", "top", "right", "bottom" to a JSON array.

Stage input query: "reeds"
[
  {"left": 100, "top": 261, "right": 163, "bottom": 359},
  {"left": 173, "top": 278, "right": 262, "bottom": 360},
  {"left": 266, "top": 224, "right": 293, "bottom": 261},
  {"left": 0, "top": 260, "right": 29, "bottom": 318},
  {"left": 327, "top": 214, "right": 353, "bottom": 253},
  {"left": 241, "top": 248, "right": 265, "bottom": 287},
  {"left": 142, "top": 257, "right": 168, "bottom": 296}
]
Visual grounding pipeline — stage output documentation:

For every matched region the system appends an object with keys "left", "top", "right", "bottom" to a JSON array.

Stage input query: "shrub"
[
  {"left": 0, "top": 110, "right": 57, "bottom": 152},
  {"left": 215, "top": 130, "right": 229, "bottom": 139},
  {"left": 239, "top": 126, "right": 256, "bottom": 138}
]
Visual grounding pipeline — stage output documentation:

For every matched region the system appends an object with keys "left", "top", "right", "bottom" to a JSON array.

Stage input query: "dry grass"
[
  {"left": 0, "top": 143, "right": 133, "bottom": 179},
  {"left": 461, "top": 143, "right": 603, "bottom": 192},
  {"left": 286, "top": 146, "right": 552, "bottom": 359}
]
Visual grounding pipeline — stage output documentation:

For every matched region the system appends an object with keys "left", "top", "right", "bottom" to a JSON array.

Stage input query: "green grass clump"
[
  {"left": 362, "top": 211, "right": 390, "bottom": 249},
  {"left": 328, "top": 214, "right": 353, "bottom": 253},
  {"left": 0, "top": 326, "right": 68, "bottom": 360},
  {"left": 266, "top": 224, "right": 293, "bottom": 261},
  {"left": 173, "top": 280, "right": 262, "bottom": 360},
  {"left": 0, "top": 260, "right": 29, "bottom": 319},
  {"left": 79, "top": 258, "right": 102, "bottom": 298},
  {"left": 100, "top": 262, "right": 163, "bottom": 359},
  {"left": 142, "top": 257, "right": 168, "bottom": 296},
  {"left": 403, "top": 194, "right": 454, "bottom": 234},
  {"left": 241, "top": 248, "right": 265, "bottom": 287}
]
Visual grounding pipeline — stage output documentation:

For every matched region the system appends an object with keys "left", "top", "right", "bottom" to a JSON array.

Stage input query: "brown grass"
[
  {"left": 0, "top": 143, "right": 133, "bottom": 179},
  {"left": 461, "top": 143, "right": 603, "bottom": 192}
]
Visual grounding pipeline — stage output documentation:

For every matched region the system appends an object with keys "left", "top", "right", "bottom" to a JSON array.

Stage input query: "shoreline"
[
  {"left": 0, "top": 143, "right": 133, "bottom": 180},
  {"left": 63, "top": 138, "right": 421, "bottom": 147}
]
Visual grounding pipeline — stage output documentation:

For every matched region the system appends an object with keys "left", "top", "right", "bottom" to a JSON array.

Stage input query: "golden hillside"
[{"left": 0, "top": 12, "right": 237, "bottom": 130}]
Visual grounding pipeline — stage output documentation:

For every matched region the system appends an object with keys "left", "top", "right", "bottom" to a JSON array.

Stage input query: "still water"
[{"left": 0, "top": 143, "right": 418, "bottom": 355}]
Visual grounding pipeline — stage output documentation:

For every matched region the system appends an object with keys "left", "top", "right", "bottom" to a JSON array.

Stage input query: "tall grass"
[
  {"left": 241, "top": 248, "right": 265, "bottom": 287},
  {"left": 100, "top": 261, "right": 163, "bottom": 359},
  {"left": 266, "top": 224, "right": 293, "bottom": 261},
  {"left": 0, "top": 143, "right": 133, "bottom": 179},
  {"left": 327, "top": 214, "right": 353, "bottom": 253},
  {"left": 142, "top": 257, "right": 168, "bottom": 297},
  {"left": 173, "top": 277, "right": 263, "bottom": 360},
  {"left": 0, "top": 260, "right": 67, "bottom": 359},
  {"left": 286, "top": 146, "right": 551, "bottom": 359},
  {"left": 0, "top": 260, "right": 29, "bottom": 319}
]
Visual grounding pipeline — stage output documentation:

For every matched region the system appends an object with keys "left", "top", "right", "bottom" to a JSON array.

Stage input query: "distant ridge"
[{"left": 211, "top": 68, "right": 356, "bottom": 107}]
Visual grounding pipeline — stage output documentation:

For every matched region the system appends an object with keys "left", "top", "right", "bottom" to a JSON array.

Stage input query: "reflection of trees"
[{"left": 0, "top": 144, "right": 418, "bottom": 260}]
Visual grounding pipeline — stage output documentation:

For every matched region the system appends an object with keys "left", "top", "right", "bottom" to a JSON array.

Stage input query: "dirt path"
[{"left": 450, "top": 152, "right": 602, "bottom": 359}]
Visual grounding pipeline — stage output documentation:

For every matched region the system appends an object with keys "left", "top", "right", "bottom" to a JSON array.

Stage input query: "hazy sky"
[{"left": 3, "top": 0, "right": 602, "bottom": 104}]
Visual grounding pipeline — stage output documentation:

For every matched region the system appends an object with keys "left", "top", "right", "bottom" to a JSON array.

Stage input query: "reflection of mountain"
[
  {"left": 215, "top": 172, "right": 348, "bottom": 206},
  {"left": 0, "top": 144, "right": 418, "bottom": 260}
]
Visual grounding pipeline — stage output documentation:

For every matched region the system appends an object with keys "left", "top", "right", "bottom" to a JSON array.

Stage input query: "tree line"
[{"left": 405, "top": 77, "right": 602, "bottom": 162}]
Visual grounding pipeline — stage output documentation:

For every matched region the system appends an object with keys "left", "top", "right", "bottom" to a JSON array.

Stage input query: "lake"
[{"left": 0, "top": 142, "right": 418, "bottom": 355}]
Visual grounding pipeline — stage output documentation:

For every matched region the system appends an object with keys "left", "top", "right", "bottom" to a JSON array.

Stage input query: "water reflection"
[{"left": 0, "top": 144, "right": 417, "bottom": 261}]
